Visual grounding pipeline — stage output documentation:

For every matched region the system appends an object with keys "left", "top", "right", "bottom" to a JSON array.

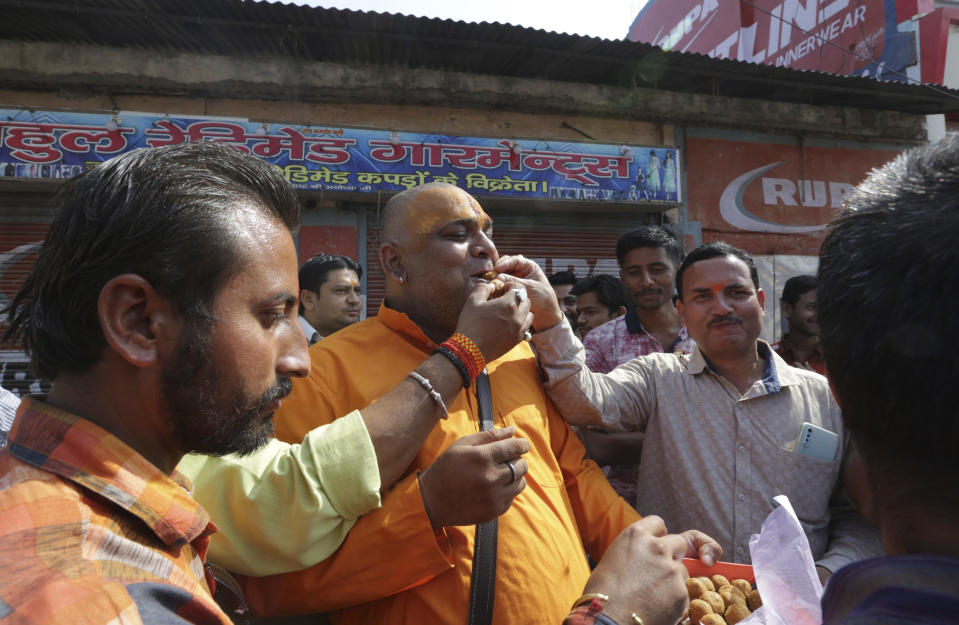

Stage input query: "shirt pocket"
[
  {"left": 501, "top": 404, "right": 565, "bottom": 488},
  {"left": 772, "top": 445, "right": 839, "bottom": 524}
]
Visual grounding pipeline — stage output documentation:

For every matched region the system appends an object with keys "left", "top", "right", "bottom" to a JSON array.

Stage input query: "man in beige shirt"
[{"left": 500, "top": 242, "right": 880, "bottom": 581}]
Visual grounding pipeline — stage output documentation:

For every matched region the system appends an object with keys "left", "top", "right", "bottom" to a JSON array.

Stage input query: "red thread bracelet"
[{"left": 440, "top": 333, "right": 486, "bottom": 385}]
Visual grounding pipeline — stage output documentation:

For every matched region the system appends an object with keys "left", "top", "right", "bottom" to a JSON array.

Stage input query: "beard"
[{"left": 161, "top": 318, "right": 292, "bottom": 457}]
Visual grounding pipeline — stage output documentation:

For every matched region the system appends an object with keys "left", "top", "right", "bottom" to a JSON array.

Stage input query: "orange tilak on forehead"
[
  {"left": 465, "top": 194, "right": 489, "bottom": 225},
  {"left": 711, "top": 284, "right": 723, "bottom": 292},
  {"left": 404, "top": 186, "right": 490, "bottom": 237}
]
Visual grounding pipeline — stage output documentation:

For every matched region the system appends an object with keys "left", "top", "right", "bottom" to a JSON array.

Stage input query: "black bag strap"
[{"left": 468, "top": 370, "right": 497, "bottom": 625}]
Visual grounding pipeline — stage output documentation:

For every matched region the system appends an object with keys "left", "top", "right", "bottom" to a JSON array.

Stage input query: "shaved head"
[
  {"left": 377, "top": 182, "right": 496, "bottom": 342},
  {"left": 380, "top": 183, "right": 490, "bottom": 249}
]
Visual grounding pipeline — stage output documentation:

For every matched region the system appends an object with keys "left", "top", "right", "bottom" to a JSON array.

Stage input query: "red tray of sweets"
[{"left": 682, "top": 558, "right": 755, "bottom": 585}]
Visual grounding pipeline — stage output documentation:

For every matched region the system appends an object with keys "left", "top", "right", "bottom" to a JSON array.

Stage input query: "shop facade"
[{"left": 0, "top": 0, "right": 954, "bottom": 392}]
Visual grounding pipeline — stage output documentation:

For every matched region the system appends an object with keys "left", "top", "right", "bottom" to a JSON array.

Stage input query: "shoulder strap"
[{"left": 468, "top": 370, "right": 497, "bottom": 625}]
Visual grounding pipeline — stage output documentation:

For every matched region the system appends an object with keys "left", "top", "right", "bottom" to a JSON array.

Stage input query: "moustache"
[
  {"left": 636, "top": 288, "right": 663, "bottom": 296},
  {"left": 257, "top": 377, "right": 293, "bottom": 407},
  {"left": 707, "top": 314, "right": 742, "bottom": 327}
]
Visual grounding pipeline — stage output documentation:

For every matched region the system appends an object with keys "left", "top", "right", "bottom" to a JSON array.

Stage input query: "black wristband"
[{"left": 433, "top": 346, "right": 471, "bottom": 388}]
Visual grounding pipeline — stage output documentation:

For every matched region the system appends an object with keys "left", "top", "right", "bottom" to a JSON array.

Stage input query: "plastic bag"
[{"left": 738, "top": 495, "right": 822, "bottom": 625}]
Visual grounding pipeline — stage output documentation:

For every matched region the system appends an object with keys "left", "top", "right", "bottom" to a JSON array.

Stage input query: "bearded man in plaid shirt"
[{"left": 0, "top": 141, "right": 311, "bottom": 623}]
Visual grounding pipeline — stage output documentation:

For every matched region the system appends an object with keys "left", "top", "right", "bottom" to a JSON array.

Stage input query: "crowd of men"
[{"left": 0, "top": 136, "right": 957, "bottom": 625}]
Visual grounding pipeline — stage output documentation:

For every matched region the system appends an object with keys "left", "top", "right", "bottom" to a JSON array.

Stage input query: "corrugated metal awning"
[{"left": 1, "top": 0, "right": 958, "bottom": 114}]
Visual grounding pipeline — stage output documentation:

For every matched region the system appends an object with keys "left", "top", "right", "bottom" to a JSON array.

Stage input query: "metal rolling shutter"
[
  {"left": 364, "top": 215, "right": 386, "bottom": 317},
  {"left": 1, "top": 224, "right": 48, "bottom": 334},
  {"left": 492, "top": 230, "right": 621, "bottom": 278},
  {"left": 1, "top": 220, "right": 51, "bottom": 396}
]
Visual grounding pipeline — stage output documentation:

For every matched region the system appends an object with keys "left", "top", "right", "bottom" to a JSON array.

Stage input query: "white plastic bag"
[{"left": 738, "top": 495, "right": 822, "bottom": 625}]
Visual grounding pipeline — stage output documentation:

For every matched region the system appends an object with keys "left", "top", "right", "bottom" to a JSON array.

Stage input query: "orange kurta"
[{"left": 241, "top": 304, "right": 639, "bottom": 625}]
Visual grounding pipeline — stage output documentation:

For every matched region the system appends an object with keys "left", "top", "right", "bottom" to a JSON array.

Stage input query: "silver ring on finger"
[
  {"left": 523, "top": 330, "right": 532, "bottom": 342},
  {"left": 511, "top": 287, "right": 529, "bottom": 306},
  {"left": 504, "top": 460, "right": 517, "bottom": 485}
]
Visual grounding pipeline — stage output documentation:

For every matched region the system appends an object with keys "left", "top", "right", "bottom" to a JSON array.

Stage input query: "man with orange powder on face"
[{"left": 238, "top": 182, "right": 719, "bottom": 625}]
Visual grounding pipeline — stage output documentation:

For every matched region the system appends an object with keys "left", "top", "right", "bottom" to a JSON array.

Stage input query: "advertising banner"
[
  {"left": 685, "top": 136, "right": 902, "bottom": 254},
  {"left": 628, "top": 0, "right": 913, "bottom": 80},
  {"left": 0, "top": 109, "right": 680, "bottom": 204}
]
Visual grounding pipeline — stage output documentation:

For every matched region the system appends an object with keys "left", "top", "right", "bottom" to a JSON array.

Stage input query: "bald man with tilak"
[{"left": 241, "top": 182, "right": 719, "bottom": 625}]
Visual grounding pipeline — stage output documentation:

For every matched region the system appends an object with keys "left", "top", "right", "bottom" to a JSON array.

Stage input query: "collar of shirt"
[
  {"left": 687, "top": 340, "right": 806, "bottom": 395},
  {"left": 8, "top": 396, "right": 216, "bottom": 549},
  {"left": 298, "top": 315, "right": 322, "bottom": 345},
  {"left": 624, "top": 307, "right": 691, "bottom": 351},
  {"left": 623, "top": 305, "right": 644, "bottom": 335},
  {"left": 376, "top": 302, "right": 438, "bottom": 352}
]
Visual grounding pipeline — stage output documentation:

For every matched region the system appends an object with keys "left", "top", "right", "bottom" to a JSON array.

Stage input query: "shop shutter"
[
  {"left": 0, "top": 224, "right": 48, "bottom": 335},
  {"left": 1, "top": 223, "right": 50, "bottom": 396},
  {"left": 364, "top": 217, "right": 386, "bottom": 317},
  {"left": 492, "top": 230, "right": 621, "bottom": 278}
]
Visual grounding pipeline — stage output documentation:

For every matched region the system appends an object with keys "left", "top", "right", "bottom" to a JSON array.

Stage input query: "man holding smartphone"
[{"left": 500, "top": 241, "right": 880, "bottom": 582}]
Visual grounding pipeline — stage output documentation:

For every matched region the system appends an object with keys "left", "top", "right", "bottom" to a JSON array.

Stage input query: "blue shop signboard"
[{"left": 0, "top": 109, "right": 681, "bottom": 203}]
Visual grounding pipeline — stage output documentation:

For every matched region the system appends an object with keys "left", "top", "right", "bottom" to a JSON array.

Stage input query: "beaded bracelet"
[
  {"left": 438, "top": 338, "right": 473, "bottom": 382},
  {"left": 441, "top": 333, "right": 486, "bottom": 383},
  {"left": 406, "top": 371, "right": 449, "bottom": 419}
]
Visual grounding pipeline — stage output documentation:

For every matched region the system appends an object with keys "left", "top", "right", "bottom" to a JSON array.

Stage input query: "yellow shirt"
[
  {"left": 178, "top": 410, "right": 381, "bottom": 576},
  {"left": 242, "top": 304, "right": 640, "bottom": 625}
]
